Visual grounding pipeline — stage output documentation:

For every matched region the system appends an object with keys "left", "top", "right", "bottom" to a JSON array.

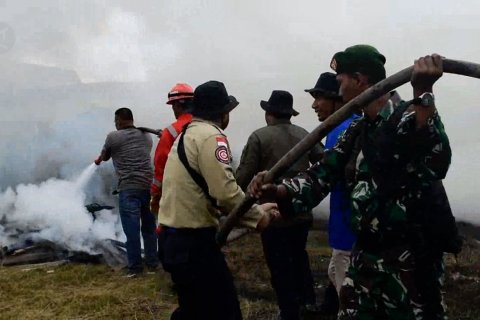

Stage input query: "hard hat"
[{"left": 167, "top": 83, "right": 194, "bottom": 105}]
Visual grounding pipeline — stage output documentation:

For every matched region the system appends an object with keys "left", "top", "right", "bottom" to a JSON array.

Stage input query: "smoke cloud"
[
  {"left": 0, "top": 0, "right": 479, "bottom": 244},
  {"left": 0, "top": 164, "right": 124, "bottom": 252}
]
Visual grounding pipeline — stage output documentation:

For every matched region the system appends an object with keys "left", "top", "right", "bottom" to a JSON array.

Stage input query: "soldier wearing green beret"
[{"left": 249, "top": 45, "right": 454, "bottom": 319}]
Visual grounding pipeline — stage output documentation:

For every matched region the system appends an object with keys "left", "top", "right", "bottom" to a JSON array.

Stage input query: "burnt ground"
[
  {"left": 227, "top": 226, "right": 480, "bottom": 320},
  {"left": 0, "top": 223, "right": 479, "bottom": 319}
]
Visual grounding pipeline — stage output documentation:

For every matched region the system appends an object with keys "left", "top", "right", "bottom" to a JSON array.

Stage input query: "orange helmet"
[{"left": 166, "top": 82, "right": 194, "bottom": 105}]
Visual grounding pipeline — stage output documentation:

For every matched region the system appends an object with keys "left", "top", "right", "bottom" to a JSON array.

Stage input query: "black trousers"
[
  {"left": 261, "top": 221, "right": 316, "bottom": 320},
  {"left": 158, "top": 227, "right": 242, "bottom": 320}
]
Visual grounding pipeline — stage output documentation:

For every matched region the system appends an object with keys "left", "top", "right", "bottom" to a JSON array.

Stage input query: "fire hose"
[{"left": 216, "top": 58, "right": 480, "bottom": 246}]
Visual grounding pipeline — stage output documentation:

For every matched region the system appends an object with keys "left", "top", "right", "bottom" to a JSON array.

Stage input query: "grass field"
[{"left": 1, "top": 230, "right": 479, "bottom": 320}]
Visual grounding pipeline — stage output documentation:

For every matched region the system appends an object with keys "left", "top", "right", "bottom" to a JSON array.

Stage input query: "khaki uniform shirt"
[{"left": 158, "top": 119, "right": 262, "bottom": 229}]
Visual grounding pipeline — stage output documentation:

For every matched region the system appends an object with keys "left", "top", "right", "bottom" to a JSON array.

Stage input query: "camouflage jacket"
[{"left": 282, "top": 101, "right": 452, "bottom": 245}]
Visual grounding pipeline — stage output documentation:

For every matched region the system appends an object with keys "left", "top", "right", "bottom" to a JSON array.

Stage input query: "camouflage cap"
[{"left": 330, "top": 45, "right": 386, "bottom": 84}]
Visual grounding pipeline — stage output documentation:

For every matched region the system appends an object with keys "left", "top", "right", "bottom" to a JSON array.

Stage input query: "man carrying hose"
[
  {"left": 249, "top": 45, "right": 452, "bottom": 319},
  {"left": 306, "top": 72, "right": 359, "bottom": 317},
  {"left": 157, "top": 81, "right": 278, "bottom": 320},
  {"left": 236, "top": 90, "right": 322, "bottom": 320},
  {"left": 95, "top": 107, "right": 159, "bottom": 277}
]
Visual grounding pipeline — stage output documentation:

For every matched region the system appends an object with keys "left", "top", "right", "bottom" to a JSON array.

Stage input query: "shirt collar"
[
  {"left": 268, "top": 118, "right": 292, "bottom": 126},
  {"left": 372, "top": 100, "right": 394, "bottom": 122},
  {"left": 191, "top": 118, "right": 224, "bottom": 132},
  {"left": 177, "top": 113, "right": 193, "bottom": 121}
]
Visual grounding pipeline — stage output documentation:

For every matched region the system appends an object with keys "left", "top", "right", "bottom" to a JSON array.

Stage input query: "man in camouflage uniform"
[
  {"left": 249, "top": 45, "right": 452, "bottom": 319},
  {"left": 236, "top": 90, "right": 322, "bottom": 320},
  {"left": 158, "top": 80, "right": 278, "bottom": 320}
]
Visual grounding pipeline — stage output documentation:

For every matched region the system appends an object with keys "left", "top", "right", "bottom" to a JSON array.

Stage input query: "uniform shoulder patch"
[
  {"left": 214, "top": 136, "right": 231, "bottom": 164},
  {"left": 215, "top": 146, "right": 230, "bottom": 164}
]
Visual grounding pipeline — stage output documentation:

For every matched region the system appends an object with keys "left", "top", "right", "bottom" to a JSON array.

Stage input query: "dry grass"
[
  {"left": 443, "top": 239, "right": 480, "bottom": 320},
  {"left": 0, "top": 264, "right": 176, "bottom": 319},
  {"left": 1, "top": 231, "right": 479, "bottom": 319}
]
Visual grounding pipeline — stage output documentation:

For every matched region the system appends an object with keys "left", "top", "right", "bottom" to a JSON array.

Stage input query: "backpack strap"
[{"left": 177, "top": 123, "right": 219, "bottom": 208}]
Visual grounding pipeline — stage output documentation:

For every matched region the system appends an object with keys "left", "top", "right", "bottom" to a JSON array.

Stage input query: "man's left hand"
[
  {"left": 256, "top": 202, "right": 280, "bottom": 231},
  {"left": 411, "top": 54, "right": 443, "bottom": 95}
]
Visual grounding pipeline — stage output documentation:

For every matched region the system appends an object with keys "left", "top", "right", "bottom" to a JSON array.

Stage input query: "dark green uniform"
[{"left": 279, "top": 101, "right": 452, "bottom": 319}]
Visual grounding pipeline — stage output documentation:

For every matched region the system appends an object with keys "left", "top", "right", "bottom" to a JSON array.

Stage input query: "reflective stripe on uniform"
[
  {"left": 167, "top": 125, "right": 178, "bottom": 139},
  {"left": 152, "top": 178, "right": 162, "bottom": 188}
]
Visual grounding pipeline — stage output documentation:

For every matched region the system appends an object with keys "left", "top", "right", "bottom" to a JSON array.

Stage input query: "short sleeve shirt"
[{"left": 103, "top": 128, "right": 153, "bottom": 191}]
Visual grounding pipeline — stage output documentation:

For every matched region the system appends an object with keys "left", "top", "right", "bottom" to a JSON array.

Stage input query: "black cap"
[
  {"left": 192, "top": 80, "right": 239, "bottom": 117},
  {"left": 260, "top": 90, "right": 299, "bottom": 116},
  {"left": 304, "top": 72, "right": 340, "bottom": 99}
]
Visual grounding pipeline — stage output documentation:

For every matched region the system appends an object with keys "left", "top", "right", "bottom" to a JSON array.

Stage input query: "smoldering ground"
[
  {"left": 0, "top": 108, "right": 126, "bottom": 252},
  {"left": 0, "top": 164, "right": 123, "bottom": 252}
]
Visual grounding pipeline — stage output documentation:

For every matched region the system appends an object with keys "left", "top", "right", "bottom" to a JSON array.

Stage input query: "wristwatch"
[{"left": 412, "top": 92, "right": 435, "bottom": 108}]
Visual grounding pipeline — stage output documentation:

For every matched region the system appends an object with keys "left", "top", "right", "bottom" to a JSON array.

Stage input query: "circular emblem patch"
[{"left": 215, "top": 146, "right": 230, "bottom": 164}]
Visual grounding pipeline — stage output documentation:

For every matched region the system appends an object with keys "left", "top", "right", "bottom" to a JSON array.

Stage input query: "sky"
[{"left": 0, "top": 0, "right": 479, "bottom": 227}]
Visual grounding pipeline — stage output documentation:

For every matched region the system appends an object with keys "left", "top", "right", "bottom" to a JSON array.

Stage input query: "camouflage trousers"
[
  {"left": 415, "top": 252, "right": 447, "bottom": 320},
  {"left": 338, "top": 246, "right": 447, "bottom": 320}
]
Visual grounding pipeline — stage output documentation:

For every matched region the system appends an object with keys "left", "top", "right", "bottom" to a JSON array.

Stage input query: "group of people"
[{"left": 95, "top": 44, "right": 461, "bottom": 320}]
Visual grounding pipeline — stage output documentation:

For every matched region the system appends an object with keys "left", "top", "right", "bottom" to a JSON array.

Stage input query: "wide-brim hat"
[
  {"left": 192, "top": 80, "right": 239, "bottom": 117},
  {"left": 260, "top": 90, "right": 299, "bottom": 116},
  {"left": 304, "top": 72, "right": 341, "bottom": 99}
]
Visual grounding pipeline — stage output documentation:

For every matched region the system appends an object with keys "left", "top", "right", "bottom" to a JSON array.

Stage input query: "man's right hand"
[
  {"left": 150, "top": 192, "right": 161, "bottom": 215},
  {"left": 94, "top": 155, "right": 102, "bottom": 165},
  {"left": 248, "top": 171, "right": 278, "bottom": 199}
]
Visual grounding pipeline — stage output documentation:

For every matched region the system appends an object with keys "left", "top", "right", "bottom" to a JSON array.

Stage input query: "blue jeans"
[{"left": 119, "top": 189, "right": 158, "bottom": 272}]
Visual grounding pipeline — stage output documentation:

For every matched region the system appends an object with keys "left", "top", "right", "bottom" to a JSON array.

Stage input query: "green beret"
[{"left": 330, "top": 45, "right": 386, "bottom": 84}]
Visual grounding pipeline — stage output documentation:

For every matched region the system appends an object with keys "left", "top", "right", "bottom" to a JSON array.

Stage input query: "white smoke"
[
  {"left": 0, "top": 164, "right": 124, "bottom": 253},
  {"left": 1, "top": 107, "right": 106, "bottom": 182},
  {"left": 77, "top": 8, "right": 149, "bottom": 82},
  {"left": 0, "top": 0, "right": 479, "bottom": 227}
]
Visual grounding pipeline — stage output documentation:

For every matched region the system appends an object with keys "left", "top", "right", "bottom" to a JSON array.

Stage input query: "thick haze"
[{"left": 1, "top": 0, "right": 480, "bottom": 224}]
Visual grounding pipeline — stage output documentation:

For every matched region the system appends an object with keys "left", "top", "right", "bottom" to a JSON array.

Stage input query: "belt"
[{"left": 161, "top": 225, "right": 216, "bottom": 236}]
